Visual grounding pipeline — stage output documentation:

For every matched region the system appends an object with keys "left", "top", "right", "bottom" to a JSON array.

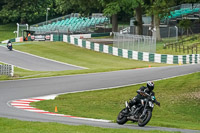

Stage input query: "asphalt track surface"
[
  {"left": 0, "top": 46, "right": 84, "bottom": 71},
  {"left": 0, "top": 61, "right": 200, "bottom": 132}
]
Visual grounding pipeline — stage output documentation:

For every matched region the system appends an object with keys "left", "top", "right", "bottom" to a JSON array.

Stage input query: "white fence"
[{"left": 0, "top": 65, "right": 14, "bottom": 77}]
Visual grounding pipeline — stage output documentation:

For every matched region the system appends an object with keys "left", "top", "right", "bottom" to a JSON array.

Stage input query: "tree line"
[{"left": 0, "top": 0, "right": 199, "bottom": 40}]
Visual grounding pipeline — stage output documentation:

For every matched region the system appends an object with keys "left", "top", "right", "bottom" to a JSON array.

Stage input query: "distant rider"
[
  {"left": 7, "top": 40, "right": 12, "bottom": 47},
  {"left": 128, "top": 81, "right": 160, "bottom": 110},
  {"left": 7, "top": 40, "right": 12, "bottom": 50}
]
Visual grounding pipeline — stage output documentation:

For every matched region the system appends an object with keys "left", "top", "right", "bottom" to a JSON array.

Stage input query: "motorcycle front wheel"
[
  {"left": 116, "top": 108, "right": 128, "bottom": 125},
  {"left": 8, "top": 47, "right": 12, "bottom": 51},
  {"left": 138, "top": 110, "right": 152, "bottom": 127}
]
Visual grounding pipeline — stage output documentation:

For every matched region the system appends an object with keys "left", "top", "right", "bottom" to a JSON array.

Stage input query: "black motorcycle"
[{"left": 117, "top": 91, "right": 158, "bottom": 127}]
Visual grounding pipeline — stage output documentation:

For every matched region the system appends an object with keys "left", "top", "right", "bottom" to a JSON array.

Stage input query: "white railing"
[{"left": 0, "top": 65, "right": 14, "bottom": 77}]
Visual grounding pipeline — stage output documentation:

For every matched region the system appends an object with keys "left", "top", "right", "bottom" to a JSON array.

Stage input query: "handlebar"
[{"left": 137, "top": 91, "right": 160, "bottom": 106}]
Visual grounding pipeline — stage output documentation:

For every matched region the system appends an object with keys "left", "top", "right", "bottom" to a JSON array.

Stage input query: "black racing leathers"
[{"left": 128, "top": 86, "right": 160, "bottom": 108}]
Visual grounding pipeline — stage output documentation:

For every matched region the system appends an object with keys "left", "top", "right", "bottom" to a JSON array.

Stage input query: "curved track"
[{"left": 0, "top": 64, "right": 200, "bottom": 132}]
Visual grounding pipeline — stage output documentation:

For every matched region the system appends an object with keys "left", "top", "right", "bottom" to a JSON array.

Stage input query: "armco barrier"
[
  {"left": 0, "top": 65, "right": 14, "bottom": 77},
  {"left": 63, "top": 34, "right": 200, "bottom": 64}
]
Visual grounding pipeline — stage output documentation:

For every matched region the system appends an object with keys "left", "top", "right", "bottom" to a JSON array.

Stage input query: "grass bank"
[
  {"left": 0, "top": 41, "right": 169, "bottom": 80},
  {"left": 32, "top": 72, "right": 200, "bottom": 130},
  {"left": 0, "top": 24, "right": 16, "bottom": 41},
  {"left": 0, "top": 117, "right": 176, "bottom": 133}
]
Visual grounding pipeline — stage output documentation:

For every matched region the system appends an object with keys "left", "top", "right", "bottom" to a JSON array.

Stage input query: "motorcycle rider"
[
  {"left": 7, "top": 40, "right": 12, "bottom": 50},
  {"left": 128, "top": 81, "right": 160, "bottom": 116}
]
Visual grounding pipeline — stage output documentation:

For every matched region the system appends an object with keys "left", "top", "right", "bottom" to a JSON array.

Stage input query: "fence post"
[
  {"left": 10, "top": 65, "right": 14, "bottom": 77},
  {"left": 175, "top": 43, "right": 177, "bottom": 52}
]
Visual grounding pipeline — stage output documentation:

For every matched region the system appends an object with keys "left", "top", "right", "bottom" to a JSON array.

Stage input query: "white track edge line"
[
  {"left": 0, "top": 60, "right": 32, "bottom": 71},
  {"left": 9, "top": 98, "right": 112, "bottom": 123}
]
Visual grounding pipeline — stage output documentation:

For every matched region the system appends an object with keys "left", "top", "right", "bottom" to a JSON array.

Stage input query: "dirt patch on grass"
[{"left": 182, "top": 91, "right": 200, "bottom": 100}]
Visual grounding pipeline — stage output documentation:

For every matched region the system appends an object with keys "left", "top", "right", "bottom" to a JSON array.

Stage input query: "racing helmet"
[{"left": 147, "top": 81, "right": 154, "bottom": 91}]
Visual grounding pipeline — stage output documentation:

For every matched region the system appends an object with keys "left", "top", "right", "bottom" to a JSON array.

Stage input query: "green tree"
[
  {"left": 121, "top": 0, "right": 144, "bottom": 35},
  {"left": 0, "top": 1, "right": 5, "bottom": 10},
  {"left": 145, "top": 0, "right": 173, "bottom": 40},
  {"left": 55, "top": 0, "right": 102, "bottom": 16},
  {"left": 0, "top": 0, "right": 55, "bottom": 24},
  {"left": 100, "top": 0, "right": 121, "bottom": 32},
  {"left": 55, "top": 0, "right": 144, "bottom": 33},
  {"left": 178, "top": 19, "right": 193, "bottom": 36},
  {"left": 100, "top": 0, "right": 144, "bottom": 33},
  {"left": 56, "top": 0, "right": 120, "bottom": 32}
]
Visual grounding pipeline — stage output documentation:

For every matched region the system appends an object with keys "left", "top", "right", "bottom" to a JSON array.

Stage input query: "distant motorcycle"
[
  {"left": 7, "top": 41, "right": 12, "bottom": 51},
  {"left": 117, "top": 91, "right": 158, "bottom": 127}
]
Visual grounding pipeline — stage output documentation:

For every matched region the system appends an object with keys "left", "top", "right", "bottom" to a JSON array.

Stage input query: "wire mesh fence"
[
  {"left": 113, "top": 32, "right": 156, "bottom": 53},
  {"left": 17, "top": 24, "right": 28, "bottom": 37}
]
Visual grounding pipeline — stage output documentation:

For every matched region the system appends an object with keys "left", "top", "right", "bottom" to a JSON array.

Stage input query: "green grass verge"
[
  {"left": 0, "top": 24, "right": 16, "bottom": 41},
  {"left": 0, "top": 118, "right": 176, "bottom": 133},
  {"left": 0, "top": 41, "right": 170, "bottom": 80},
  {"left": 31, "top": 72, "right": 200, "bottom": 130}
]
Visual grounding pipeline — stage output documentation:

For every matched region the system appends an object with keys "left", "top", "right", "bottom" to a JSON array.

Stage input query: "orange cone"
[
  {"left": 55, "top": 106, "right": 58, "bottom": 112},
  {"left": 149, "top": 65, "right": 151, "bottom": 68}
]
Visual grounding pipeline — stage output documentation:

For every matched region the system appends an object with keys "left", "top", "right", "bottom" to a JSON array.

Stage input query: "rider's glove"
[{"left": 156, "top": 102, "right": 160, "bottom": 107}]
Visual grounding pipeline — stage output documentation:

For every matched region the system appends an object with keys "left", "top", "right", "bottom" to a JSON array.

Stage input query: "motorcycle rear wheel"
[
  {"left": 138, "top": 110, "right": 152, "bottom": 127},
  {"left": 116, "top": 108, "right": 128, "bottom": 125}
]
